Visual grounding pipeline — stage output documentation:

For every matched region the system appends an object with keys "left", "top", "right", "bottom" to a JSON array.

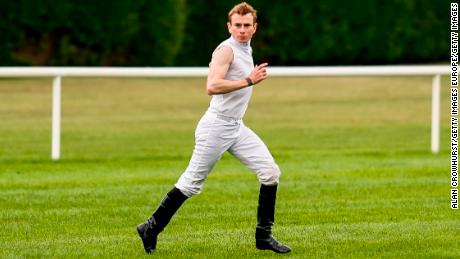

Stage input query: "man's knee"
[
  {"left": 175, "top": 176, "right": 205, "bottom": 198},
  {"left": 257, "top": 163, "right": 281, "bottom": 185},
  {"left": 174, "top": 184, "right": 201, "bottom": 198}
]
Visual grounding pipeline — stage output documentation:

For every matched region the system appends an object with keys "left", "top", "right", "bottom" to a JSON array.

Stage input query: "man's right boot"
[{"left": 137, "top": 187, "right": 188, "bottom": 253}]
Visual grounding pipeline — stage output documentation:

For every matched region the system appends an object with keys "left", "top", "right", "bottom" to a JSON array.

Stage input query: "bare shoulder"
[
  {"left": 211, "top": 45, "right": 233, "bottom": 65},
  {"left": 208, "top": 45, "right": 233, "bottom": 83}
]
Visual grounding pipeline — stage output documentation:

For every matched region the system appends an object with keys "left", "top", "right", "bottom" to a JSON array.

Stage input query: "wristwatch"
[{"left": 245, "top": 77, "right": 253, "bottom": 86}]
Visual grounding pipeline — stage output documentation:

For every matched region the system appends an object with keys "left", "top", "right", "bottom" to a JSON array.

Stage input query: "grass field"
[{"left": 0, "top": 76, "right": 457, "bottom": 258}]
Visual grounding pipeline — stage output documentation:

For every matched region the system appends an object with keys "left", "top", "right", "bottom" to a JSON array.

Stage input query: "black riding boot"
[
  {"left": 255, "top": 184, "right": 291, "bottom": 253},
  {"left": 137, "top": 187, "right": 188, "bottom": 253}
]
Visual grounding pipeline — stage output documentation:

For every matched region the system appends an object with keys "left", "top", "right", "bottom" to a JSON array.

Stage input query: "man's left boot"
[{"left": 255, "top": 184, "right": 291, "bottom": 253}]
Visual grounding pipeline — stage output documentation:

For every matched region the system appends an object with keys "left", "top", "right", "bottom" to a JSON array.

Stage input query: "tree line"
[{"left": 0, "top": 0, "right": 448, "bottom": 66}]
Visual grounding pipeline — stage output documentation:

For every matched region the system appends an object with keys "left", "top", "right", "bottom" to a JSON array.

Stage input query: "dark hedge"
[{"left": 0, "top": 0, "right": 449, "bottom": 66}]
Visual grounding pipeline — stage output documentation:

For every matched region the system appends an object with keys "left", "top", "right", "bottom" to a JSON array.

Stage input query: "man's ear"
[
  {"left": 253, "top": 23, "right": 258, "bottom": 33},
  {"left": 227, "top": 22, "right": 232, "bottom": 33}
]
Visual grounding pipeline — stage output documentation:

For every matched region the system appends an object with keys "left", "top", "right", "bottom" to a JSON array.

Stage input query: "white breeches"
[{"left": 175, "top": 111, "right": 281, "bottom": 197}]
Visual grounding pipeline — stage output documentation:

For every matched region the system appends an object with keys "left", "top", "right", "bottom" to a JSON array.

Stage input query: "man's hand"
[{"left": 248, "top": 63, "right": 268, "bottom": 85}]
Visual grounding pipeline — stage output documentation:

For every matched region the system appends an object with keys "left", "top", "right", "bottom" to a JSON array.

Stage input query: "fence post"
[
  {"left": 431, "top": 74, "right": 441, "bottom": 154},
  {"left": 52, "top": 76, "right": 61, "bottom": 160}
]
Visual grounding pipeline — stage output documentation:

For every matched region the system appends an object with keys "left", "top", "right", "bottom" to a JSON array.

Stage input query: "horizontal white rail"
[
  {"left": 267, "top": 65, "right": 449, "bottom": 76},
  {"left": 0, "top": 65, "right": 450, "bottom": 77},
  {"left": 0, "top": 65, "right": 449, "bottom": 160},
  {"left": 0, "top": 67, "right": 208, "bottom": 77}
]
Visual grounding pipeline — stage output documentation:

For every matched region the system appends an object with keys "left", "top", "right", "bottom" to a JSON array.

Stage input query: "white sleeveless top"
[{"left": 207, "top": 36, "right": 254, "bottom": 119}]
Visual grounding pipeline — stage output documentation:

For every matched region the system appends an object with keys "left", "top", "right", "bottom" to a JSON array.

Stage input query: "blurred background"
[{"left": 0, "top": 0, "right": 449, "bottom": 66}]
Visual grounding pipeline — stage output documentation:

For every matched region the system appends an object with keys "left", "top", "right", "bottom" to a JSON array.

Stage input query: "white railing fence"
[{"left": 0, "top": 65, "right": 449, "bottom": 160}]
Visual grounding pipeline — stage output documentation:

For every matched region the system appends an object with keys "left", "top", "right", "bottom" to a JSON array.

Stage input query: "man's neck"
[{"left": 230, "top": 36, "right": 251, "bottom": 47}]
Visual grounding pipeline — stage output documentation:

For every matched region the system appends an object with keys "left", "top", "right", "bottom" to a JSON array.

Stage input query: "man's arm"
[{"left": 206, "top": 46, "right": 268, "bottom": 95}]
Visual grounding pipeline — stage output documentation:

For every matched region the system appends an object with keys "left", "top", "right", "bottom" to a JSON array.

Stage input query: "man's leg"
[
  {"left": 137, "top": 113, "right": 235, "bottom": 253},
  {"left": 175, "top": 114, "right": 237, "bottom": 197},
  {"left": 255, "top": 184, "right": 291, "bottom": 253},
  {"left": 229, "top": 125, "right": 291, "bottom": 253},
  {"left": 137, "top": 187, "right": 188, "bottom": 253}
]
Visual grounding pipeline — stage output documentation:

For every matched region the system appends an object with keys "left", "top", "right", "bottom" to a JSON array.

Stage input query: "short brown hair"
[{"left": 228, "top": 2, "right": 257, "bottom": 24}]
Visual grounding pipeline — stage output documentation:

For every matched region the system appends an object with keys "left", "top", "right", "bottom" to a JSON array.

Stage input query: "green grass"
[{"left": 0, "top": 76, "right": 457, "bottom": 258}]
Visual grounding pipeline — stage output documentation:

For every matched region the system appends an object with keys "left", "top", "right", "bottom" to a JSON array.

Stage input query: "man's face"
[{"left": 227, "top": 13, "right": 257, "bottom": 43}]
